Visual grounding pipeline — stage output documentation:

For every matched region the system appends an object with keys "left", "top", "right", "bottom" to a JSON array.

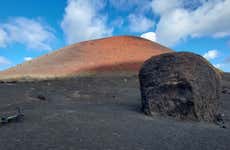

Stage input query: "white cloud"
[
  {"left": 0, "top": 17, "right": 55, "bottom": 50},
  {"left": 61, "top": 0, "right": 112, "bottom": 44},
  {"left": 128, "top": 14, "right": 154, "bottom": 33},
  {"left": 24, "top": 57, "right": 33, "bottom": 61},
  {"left": 152, "top": 0, "right": 230, "bottom": 46},
  {"left": 140, "top": 32, "right": 157, "bottom": 42},
  {"left": 203, "top": 50, "right": 219, "bottom": 60},
  {"left": 152, "top": 0, "right": 182, "bottom": 15},
  {"left": 0, "top": 28, "right": 7, "bottom": 47},
  {"left": 214, "top": 63, "right": 223, "bottom": 68},
  {"left": 109, "top": 0, "right": 151, "bottom": 12},
  {"left": 0, "top": 56, "right": 11, "bottom": 66}
]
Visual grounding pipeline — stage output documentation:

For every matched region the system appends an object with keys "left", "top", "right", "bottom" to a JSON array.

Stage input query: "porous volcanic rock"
[{"left": 139, "top": 52, "right": 221, "bottom": 122}]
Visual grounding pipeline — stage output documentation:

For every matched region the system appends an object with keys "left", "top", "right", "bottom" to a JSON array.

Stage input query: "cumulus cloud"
[
  {"left": 0, "top": 17, "right": 55, "bottom": 50},
  {"left": 0, "top": 56, "right": 11, "bottom": 66},
  {"left": 0, "top": 28, "right": 7, "bottom": 47},
  {"left": 152, "top": 0, "right": 230, "bottom": 46},
  {"left": 214, "top": 63, "right": 223, "bottom": 68},
  {"left": 24, "top": 57, "right": 33, "bottom": 61},
  {"left": 213, "top": 55, "right": 230, "bottom": 70},
  {"left": 61, "top": 0, "right": 112, "bottom": 44},
  {"left": 152, "top": 0, "right": 182, "bottom": 15},
  {"left": 140, "top": 32, "right": 157, "bottom": 42},
  {"left": 109, "top": 0, "right": 151, "bottom": 12},
  {"left": 128, "top": 14, "right": 154, "bottom": 33},
  {"left": 203, "top": 50, "right": 219, "bottom": 60}
]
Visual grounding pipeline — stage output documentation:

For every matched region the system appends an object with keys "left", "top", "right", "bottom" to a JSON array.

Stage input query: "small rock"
[
  {"left": 222, "top": 88, "right": 230, "bottom": 94},
  {"left": 37, "top": 95, "right": 46, "bottom": 101},
  {"left": 215, "top": 113, "right": 227, "bottom": 128},
  {"left": 73, "top": 91, "right": 81, "bottom": 98}
]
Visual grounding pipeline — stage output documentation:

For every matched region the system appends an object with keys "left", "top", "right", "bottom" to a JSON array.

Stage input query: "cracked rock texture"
[{"left": 139, "top": 52, "right": 221, "bottom": 122}]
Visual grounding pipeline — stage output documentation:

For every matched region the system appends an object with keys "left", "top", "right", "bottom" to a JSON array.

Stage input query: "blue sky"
[{"left": 0, "top": 0, "right": 229, "bottom": 72}]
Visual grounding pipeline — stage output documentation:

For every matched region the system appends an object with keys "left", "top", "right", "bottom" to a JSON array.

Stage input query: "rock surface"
[{"left": 139, "top": 52, "right": 221, "bottom": 122}]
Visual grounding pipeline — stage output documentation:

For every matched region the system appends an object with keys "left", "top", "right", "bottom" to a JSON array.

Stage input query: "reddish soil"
[{"left": 0, "top": 36, "right": 172, "bottom": 79}]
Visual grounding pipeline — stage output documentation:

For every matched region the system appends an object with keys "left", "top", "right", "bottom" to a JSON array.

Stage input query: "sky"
[{"left": 0, "top": 0, "right": 229, "bottom": 72}]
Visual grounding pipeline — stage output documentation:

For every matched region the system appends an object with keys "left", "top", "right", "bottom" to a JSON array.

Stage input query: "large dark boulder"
[{"left": 139, "top": 52, "right": 221, "bottom": 122}]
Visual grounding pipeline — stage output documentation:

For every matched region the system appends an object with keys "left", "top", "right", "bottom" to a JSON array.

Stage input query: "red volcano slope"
[{"left": 0, "top": 36, "right": 173, "bottom": 80}]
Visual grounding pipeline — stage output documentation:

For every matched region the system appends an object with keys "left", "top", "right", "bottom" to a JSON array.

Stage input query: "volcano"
[
  {"left": 0, "top": 36, "right": 230, "bottom": 150},
  {"left": 0, "top": 36, "right": 172, "bottom": 80}
]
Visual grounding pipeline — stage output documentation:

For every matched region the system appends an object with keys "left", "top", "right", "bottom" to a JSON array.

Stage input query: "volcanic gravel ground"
[{"left": 0, "top": 74, "right": 229, "bottom": 150}]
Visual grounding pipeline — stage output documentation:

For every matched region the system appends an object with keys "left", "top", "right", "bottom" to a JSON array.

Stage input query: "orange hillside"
[{"left": 0, "top": 36, "right": 173, "bottom": 80}]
